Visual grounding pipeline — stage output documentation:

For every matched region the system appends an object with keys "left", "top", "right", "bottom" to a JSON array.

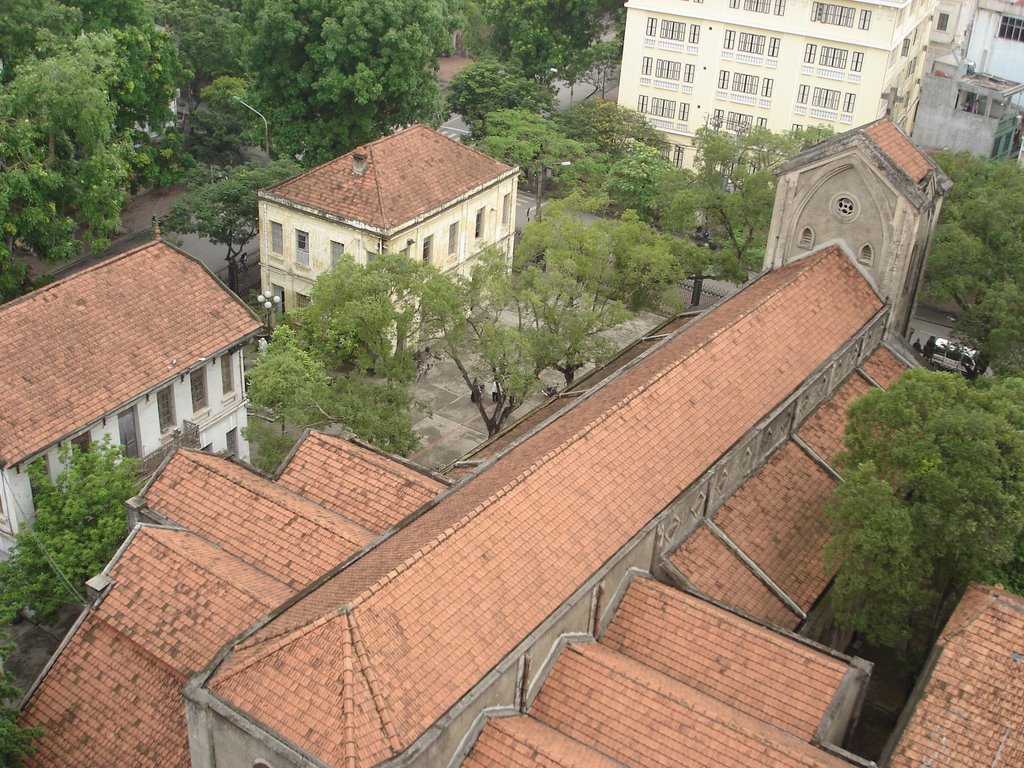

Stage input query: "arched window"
[
  {"left": 252, "top": 760, "right": 273, "bottom": 768},
  {"left": 858, "top": 243, "right": 874, "bottom": 265},
  {"left": 798, "top": 227, "right": 814, "bottom": 249}
]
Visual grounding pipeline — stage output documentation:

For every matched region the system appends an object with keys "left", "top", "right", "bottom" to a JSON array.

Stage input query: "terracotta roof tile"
[
  {"left": 0, "top": 241, "right": 261, "bottom": 466},
  {"left": 601, "top": 578, "right": 848, "bottom": 740},
  {"left": 860, "top": 345, "right": 909, "bottom": 388},
  {"left": 463, "top": 716, "right": 621, "bottom": 768},
  {"left": 669, "top": 524, "right": 800, "bottom": 630},
  {"left": 20, "top": 615, "right": 189, "bottom": 768},
  {"left": 264, "top": 125, "right": 515, "bottom": 231},
  {"left": 797, "top": 374, "right": 874, "bottom": 465},
  {"left": 209, "top": 246, "right": 884, "bottom": 761},
  {"left": 144, "top": 450, "right": 374, "bottom": 588},
  {"left": 861, "top": 119, "right": 934, "bottom": 184},
  {"left": 277, "top": 431, "right": 445, "bottom": 533},
  {"left": 888, "top": 583, "right": 1024, "bottom": 768},
  {"left": 712, "top": 441, "right": 839, "bottom": 613},
  {"left": 528, "top": 643, "right": 849, "bottom": 767}
]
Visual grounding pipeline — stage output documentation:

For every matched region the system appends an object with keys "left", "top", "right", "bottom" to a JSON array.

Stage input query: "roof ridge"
[
  {"left": 92, "top": 611, "right": 190, "bottom": 683},
  {"left": 349, "top": 609, "right": 403, "bottom": 754},
  {"left": 370, "top": 142, "right": 389, "bottom": 230},
  {"left": 176, "top": 450, "right": 372, "bottom": 542},
  {"left": 145, "top": 526, "right": 293, "bottom": 606},
  {"left": 339, "top": 612, "right": 358, "bottom": 768},
  {"left": 344, "top": 248, "right": 841, "bottom": 609}
]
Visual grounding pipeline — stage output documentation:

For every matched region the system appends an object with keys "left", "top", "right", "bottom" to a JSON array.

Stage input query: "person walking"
[{"left": 491, "top": 380, "right": 500, "bottom": 403}]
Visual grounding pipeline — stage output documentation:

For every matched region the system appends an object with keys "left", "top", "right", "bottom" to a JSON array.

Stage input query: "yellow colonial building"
[
  {"left": 619, "top": 0, "right": 936, "bottom": 165},
  {"left": 258, "top": 125, "right": 519, "bottom": 311}
]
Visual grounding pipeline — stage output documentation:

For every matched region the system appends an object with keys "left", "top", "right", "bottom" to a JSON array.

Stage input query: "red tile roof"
[
  {"left": 887, "top": 583, "right": 1024, "bottom": 768},
  {"left": 860, "top": 345, "right": 909, "bottom": 388},
  {"left": 276, "top": 431, "right": 446, "bottom": 533},
  {"left": 527, "top": 642, "right": 849, "bottom": 767},
  {"left": 713, "top": 441, "right": 839, "bottom": 614},
  {"left": 861, "top": 119, "right": 934, "bottom": 184},
  {"left": 669, "top": 524, "right": 800, "bottom": 630},
  {"left": 207, "top": 246, "right": 884, "bottom": 763},
  {"left": 797, "top": 374, "right": 874, "bottom": 465},
  {"left": 263, "top": 125, "right": 515, "bottom": 231},
  {"left": 464, "top": 717, "right": 621, "bottom": 768},
  {"left": 602, "top": 578, "right": 848, "bottom": 741},
  {"left": 0, "top": 241, "right": 262, "bottom": 467},
  {"left": 20, "top": 526, "right": 293, "bottom": 768},
  {"left": 144, "top": 450, "right": 375, "bottom": 589}
]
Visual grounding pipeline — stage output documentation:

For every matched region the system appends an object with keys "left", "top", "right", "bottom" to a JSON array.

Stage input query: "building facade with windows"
[
  {"left": 0, "top": 241, "right": 262, "bottom": 556},
  {"left": 619, "top": 0, "right": 936, "bottom": 166},
  {"left": 965, "top": 0, "right": 1024, "bottom": 82},
  {"left": 259, "top": 125, "right": 518, "bottom": 312}
]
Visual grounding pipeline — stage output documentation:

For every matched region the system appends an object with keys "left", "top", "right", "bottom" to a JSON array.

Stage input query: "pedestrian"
[
  {"left": 257, "top": 337, "right": 268, "bottom": 354},
  {"left": 923, "top": 336, "right": 937, "bottom": 359},
  {"left": 526, "top": 206, "right": 532, "bottom": 222},
  {"left": 912, "top": 338, "right": 922, "bottom": 353},
  {"left": 470, "top": 378, "right": 481, "bottom": 403},
  {"left": 491, "top": 380, "right": 500, "bottom": 403}
]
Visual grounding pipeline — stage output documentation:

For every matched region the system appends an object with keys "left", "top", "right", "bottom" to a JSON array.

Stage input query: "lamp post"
[
  {"left": 256, "top": 290, "right": 281, "bottom": 329},
  {"left": 534, "top": 160, "right": 571, "bottom": 222},
  {"left": 234, "top": 96, "right": 270, "bottom": 157}
]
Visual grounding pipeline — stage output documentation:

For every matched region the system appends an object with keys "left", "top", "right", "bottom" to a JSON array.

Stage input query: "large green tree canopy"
[
  {"left": 242, "top": 0, "right": 456, "bottom": 164},
  {"left": 824, "top": 370, "right": 1024, "bottom": 647}
]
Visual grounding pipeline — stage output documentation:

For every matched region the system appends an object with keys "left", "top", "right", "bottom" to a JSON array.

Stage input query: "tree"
[
  {"left": 573, "top": 39, "right": 622, "bottom": 100},
  {"left": 0, "top": 438, "right": 139, "bottom": 626},
  {"left": 0, "top": 0, "right": 80, "bottom": 80},
  {"left": 556, "top": 100, "right": 665, "bottom": 161},
  {"left": 823, "top": 371, "right": 1024, "bottom": 647},
  {"left": 604, "top": 140, "right": 674, "bottom": 221},
  {"left": 926, "top": 153, "right": 1024, "bottom": 374},
  {"left": 184, "top": 76, "right": 252, "bottom": 164},
  {"left": 244, "top": 326, "right": 419, "bottom": 468},
  {"left": 164, "top": 159, "right": 301, "bottom": 290},
  {"left": 0, "top": 652, "right": 42, "bottom": 766},
  {"left": 242, "top": 0, "right": 454, "bottom": 163},
  {"left": 478, "top": 109, "right": 589, "bottom": 216},
  {"left": 157, "top": 0, "right": 245, "bottom": 93},
  {"left": 482, "top": 0, "right": 602, "bottom": 82},
  {"left": 446, "top": 59, "right": 555, "bottom": 138}
]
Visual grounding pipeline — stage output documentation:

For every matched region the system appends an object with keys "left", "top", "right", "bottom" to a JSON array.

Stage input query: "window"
[
  {"left": 851, "top": 51, "right": 864, "bottom": 71},
  {"left": 726, "top": 111, "right": 753, "bottom": 131},
  {"left": 792, "top": 123, "right": 804, "bottom": 131},
  {"left": 836, "top": 196, "right": 856, "bottom": 216},
  {"left": 756, "top": 116, "right": 768, "bottom": 127},
  {"left": 797, "top": 84, "right": 810, "bottom": 103},
  {"left": 448, "top": 222, "right": 459, "bottom": 255},
  {"left": 157, "top": 386, "right": 175, "bottom": 431},
  {"left": 226, "top": 428, "right": 238, "bottom": 456},
  {"left": 295, "top": 230, "right": 309, "bottom": 266},
  {"left": 729, "top": 0, "right": 739, "bottom": 7},
  {"left": 774, "top": 0, "right": 786, "bottom": 13},
  {"left": 858, "top": 243, "right": 874, "bottom": 265},
  {"left": 799, "top": 227, "right": 814, "bottom": 248},
  {"left": 270, "top": 221, "right": 283, "bottom": 254},
  {"left": 712, "top": 108, "right": 725, "bottom": 127},
  {"left": 684, "top": 64, "right": 695, "bottom": 82},
  {"left": 642, "top": 56, "right": 653, "bottom": 76},
  {"left": 295, "top": 293, "right": 310, "bottom": 308},
  {"left": 646, "top": 17, "right": 658, "bottom": 35},
  {"left": 998, "top": 16, "right": 1024, "bottom": 41},
  {"left": 762, "top": 78, "right": 774, "bottom": 97},
  {"left": 637, "top": 95, "right": 649, "bottom": 113},
  {"left": 475, "top": 208, "right": 484, "bottom": 239},
  {"left": 743, "top": 0, "right": 770, "bottom": 11},
  {"left": 738, "top": 33, "right": 766, "bottom": 54},
  {"left": 811, "top": 2, "right": 855, "bottom": 26},
  {"left": 723, "top": 30, "right": 735, "bottom": 49},
  {"left": 859, "top": 9, "right": 872, "bottom": 29},
  {"left": 680, "top": 102, "right": 690, "bottom": 121},
  {"left": 649, "top": 97, "right": 676, "bottom": 118},
  {"left": 804, "top": 43, "right": 818, "bottom": 63},
  {"left": 330, "top": 240, "right": 345, "bottom": 267},
  {"left": 732, "top": 72, "right": 759, "bottom": 94},
  {"left": 221, "top": 354, "right": 234, "bottom": 396},
  {"left": 843, "top": 92, "right": 856, "bottom": 112},
  {"left": 812, "top": 87, "right": 841, "bottom": 109},
  {"left": 819, "top": 46, "right": 848, "bottom": 68},
  {"left": 422, "top": 235, "right": 433, "bottom": 263},
  {"left": 719, "top": 69, "right": 730, "bottom": 89},
  {"left": 502, "top": 193, "right": 511, "bottom": 226},
  {"left": 660, "top": 20, "right": 686, "bottom": 40},
  {"left": 901, "top": 38, "right": 911, "bottom": 56},
  {"left": 656, "top": 59, "right": 681, "bottom": 80},
  {"left": 768, "top": 37, "right": 780, "bottom": 57},
  {"left": 936, "top": 12, "right": 949, "bottom": 31},
  {"left": 689, "top": 25, "right": 701, "bottom": 43},
  {"left": 672, "top": 145, "right": 686, "bottom": 167},
  {"left": 70, "top": 431, "right": 91, "bottom": 453},
  {"left": 190, "top": 368, "right": 207, "bottom": 412}
]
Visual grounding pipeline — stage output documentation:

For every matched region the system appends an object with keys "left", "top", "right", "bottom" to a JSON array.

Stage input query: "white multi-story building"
[
  {"left": 259, "top": 125, "right": 519, "bottom": 312},
  {"left": 619, "top": 0, "right": 936, "bottom": 165},
  {"left": 965, "top": 0, "right": 1024, "bottom": 82},
  {"left": 0, "top": 240, "right": 262, "bottom": 555}
]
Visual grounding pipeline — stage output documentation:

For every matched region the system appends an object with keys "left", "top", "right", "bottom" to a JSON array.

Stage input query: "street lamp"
[
  {"left": 256, "top": 290, "right": 281, "bottom": 329},
  {"left": 534, "top": 160, "right": 572, "bottom": 222},
  {"left": 234, "top": 96, "right": 270, "bottom": 157}
]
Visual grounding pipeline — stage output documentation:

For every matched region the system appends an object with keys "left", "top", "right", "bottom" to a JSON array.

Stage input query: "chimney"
[{"left": 352, "top": 151, "right": 368, "bottom": 176}]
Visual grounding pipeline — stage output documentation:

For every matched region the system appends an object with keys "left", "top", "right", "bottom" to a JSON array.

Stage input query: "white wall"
[{"left": 968, "top": 2, "right": 1024, "bottom": 82}]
